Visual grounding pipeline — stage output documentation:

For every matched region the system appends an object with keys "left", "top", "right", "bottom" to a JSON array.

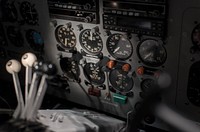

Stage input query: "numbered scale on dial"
[
  {"left": 55, "top": 25, "right": 76, "bottom": 50},
  {"left": 60, "top": 57, "right": 80, "bottom": 80},
  {"left": 83, "top": 63, "right": 105, "bottom": 85},
  {"left": 107, "top": 33, "right": 133, "bottom": 60},
  {"left": 137, "top": 39, "right": 167, "bottom": 67},
  {"left": 79, "top": 29, "right": 103, "bottom": 55},
  {"left": 109, "top": 69, "right": 133, "bottom": 93},
  {"left": 20, "top": 1, "right": 39, "bottom": 25}
]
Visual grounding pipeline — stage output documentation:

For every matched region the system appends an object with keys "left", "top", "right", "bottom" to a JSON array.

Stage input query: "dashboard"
[{"left": 0, "top": 0, "right": 200, "bottom": 131}]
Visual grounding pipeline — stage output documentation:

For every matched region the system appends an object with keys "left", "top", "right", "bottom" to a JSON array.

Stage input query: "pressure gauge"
[
  {"left": 137, "top": 39, "right": 167, "bottom": 67},
  {"left": 79, "top": 29, "right": 103, "bottom": 55},
  {"left": 20, "top": 1, "right": 38, "bottom": 25},
  {"left": 55, "top": 25, "right": 76, "bottom": 49},
  {"left": 107, "top": 33, "right": 133, "bottom": 60}
]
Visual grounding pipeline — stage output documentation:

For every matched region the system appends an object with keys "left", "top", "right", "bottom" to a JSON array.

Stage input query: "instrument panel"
[{"left": 1, "top": 0, "right": 200, "bottom": 131}]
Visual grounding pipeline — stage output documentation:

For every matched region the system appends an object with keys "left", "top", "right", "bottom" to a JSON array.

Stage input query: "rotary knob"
[{"left": 84, "top": 15, "right": 93, "bottom": 23}]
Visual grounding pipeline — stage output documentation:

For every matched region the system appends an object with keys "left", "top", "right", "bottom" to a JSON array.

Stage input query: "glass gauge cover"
[
  {"left": 83, "top": 63, "right": 105, "bottom": 85},
  {"left": 109, "top": 69, "right": 133, "bottom": 93},
  {"left": 107, "top": 33, "right": 133, "bottom": 60},
  {"left": 26, "top": 29, "right": 44, "bottom": 51},
  {"left": 137, "top": 39, "right": 167, "bottom": 67},
  {"left": 60, "top": 57, "right": 80, "bottom": 80},
  {"left": 20, "top": 1, "right": 38, "bottom": 25},
  {"left": 7, "top": 26, "right": 23, "bottom": 47},
  {"left": 79, "top": 29, "right": 103, "bottom": 55},
  {"left": 55, "top": 25, "right": 76, "bottom": 49}
]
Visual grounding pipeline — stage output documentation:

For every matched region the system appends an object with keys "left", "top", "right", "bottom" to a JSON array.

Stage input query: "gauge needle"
[
  {"left": 144, "top": 52, "right": 153, "bottom": 59},
  {"left": 65, "top": 38, "right": 67, "bottom": 46},
  {"left": 113, "top": 47, "right": 120, "bottom": 53}
]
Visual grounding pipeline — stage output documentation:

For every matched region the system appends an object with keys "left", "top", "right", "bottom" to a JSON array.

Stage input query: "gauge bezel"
[
  {"left": 83, "top": 63, "right": 105, "bottom": 85},
  {"left": 106, "top": 33, "right": 133, "bottom": 60},
  {"left": 109, "top": 69, "right": 134, "bottom": 93},
  {"left": 55, "top": 25, "right": 76, "bottom": 50},
  {"left": 79, "top": 29, "right": 103, "bottom": 55},
  {"left": 137, "top": 39, "right": 167, "bottom": 67}
]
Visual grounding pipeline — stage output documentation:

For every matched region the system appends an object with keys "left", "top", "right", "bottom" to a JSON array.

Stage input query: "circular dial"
[
  {"left": 79, "top": 29, "right": 103, "bottom": 55},
  {"left": 1, "top": 1, "right": 18, "bottom": 22},
  {"left": 192, "top": 24, "right": 200, "bottom": 48},
  {"left": 109, "top": 69, "right": 133, "bottom": 93},
  {"left": 55, "top": 25, "right": 76, "bottom": 49},
  {"left": 137, "top": 39, "right": 167, "bottom": 67},
  {"left": 83, "top": 63, "right": 105, "bottom": 85},
  {"left": 26, "top": 29, "right": 44, "bottom": 51},
  {"left": 20, "top": 1, "right": 38, "bottom": 25},
  {"left": 141, "top": 79, "right": 155, "bottom": 93},
  {"left": 107, "top": 34, "right": 133, "bottom": 60},
  {"left": 7, "top": 26, "right": 23, "bottom": 47},
  {"left": 60, "top": 57, "right": 80, "bottom": 80}
]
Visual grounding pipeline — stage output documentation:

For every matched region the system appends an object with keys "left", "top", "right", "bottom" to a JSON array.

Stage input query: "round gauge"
[
  {"left": 79, "top": 29, "right": 103, "bottom": 55},
  {"left": 20, "top": 1, "right": 38, "bottom": 25},
  {"left": 141, "top": 79, "right": 155, "bottom": 93},
  {"left": 60, "top": 57, "right": 80, "bottom": 80},
  {"left": 7, "top": 26, "right": 23, "bottom": 47},
  {"left": 55, "top": 25, "right": 76, "bottom": 49},
  {"left": 192, "top": 24, "right": 200, "bottom": 48},
  {"left": 1, "top": 1, "right": 18, "bottom": 22},
  {"left": 109, "top": 69, "right": 133, "bottom": 93},
  {"left": 107, "top": 33, "right": 133, "bottom": 60},
  {"left": 137, "top": 39, "right": 167, "bottom": 67},
  {"left": 83, "top": 63, "right": 105, "bottom": 85},
  {"left": 26, "top": 29, "right": 44, "bottom": 51}
]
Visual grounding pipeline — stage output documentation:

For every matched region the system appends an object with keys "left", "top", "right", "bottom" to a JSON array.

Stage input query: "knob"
[
  {"left": 66, "top": 22, "right": 72, "bottom": 28},
  {"left": 84, "top": 3, "right": 92, "bottom": 10}
]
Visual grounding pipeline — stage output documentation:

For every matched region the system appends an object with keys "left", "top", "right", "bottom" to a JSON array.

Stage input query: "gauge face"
[
  {"left": 141, "top": 79, "right": 155, "bottom": 93},
  {"left": 107, "top": 34, "right": 133, "bottom": 60},
  {"left": 79, "top": 29, "right": 103, "bottom": 55},
  {"left": 1, "top": 1, "right": 18, "bottom": 22},
  {"left": 26, "top": 29, "right": 44, "bottom": 51},
  {"left": 109, "top": 69, "right": 133, "bottom": 93},
  {"left": 192, "top": 24, "right": 200, "bottom": 48},
  {"left": 83, "top": 63, "right": 105, "bottom": 85},
  {"left": 60, "top": 57, "right": 80, "bottom": 80},
  {"left": 55, "top": 25, "right": 76, "bottom": 49},
  {"left": 7, "top": 26, "right": 23, "bottom": 47},
  {"left": 137, "top": 39, "right": 167, "bottom": 67},
  {"left": 20, "top": 1, "right": 38, "bottom": 25}
]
